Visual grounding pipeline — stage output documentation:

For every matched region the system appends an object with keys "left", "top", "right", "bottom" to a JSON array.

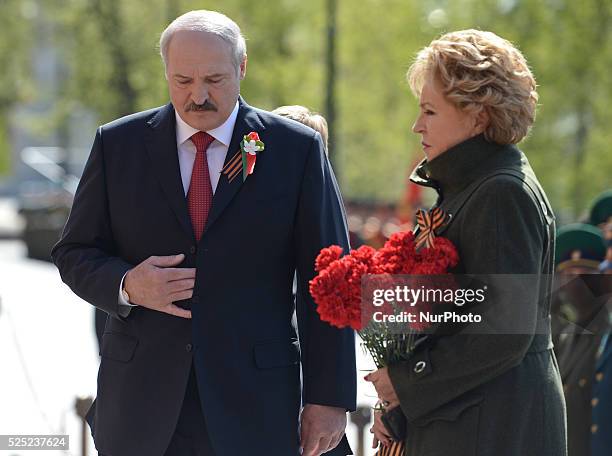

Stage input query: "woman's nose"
[{"left": 412, "top": 117, "right": 423, "bottom": 134}]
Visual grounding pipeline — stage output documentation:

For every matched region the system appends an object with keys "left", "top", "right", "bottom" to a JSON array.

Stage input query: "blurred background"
[{"left": 0, "top": 0, "right": 610, "bottom": 455}]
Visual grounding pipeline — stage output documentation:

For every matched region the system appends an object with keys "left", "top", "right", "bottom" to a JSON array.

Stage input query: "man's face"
[{"left": 166, "top": 30, "right": 246, "bottom": 131}]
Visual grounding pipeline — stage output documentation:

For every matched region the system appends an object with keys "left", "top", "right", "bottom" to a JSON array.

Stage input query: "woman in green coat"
[{"left": 366, "top": 30, "right": 567, "bottom": 455}]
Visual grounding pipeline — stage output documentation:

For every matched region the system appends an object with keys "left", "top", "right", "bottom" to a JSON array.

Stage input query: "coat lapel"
[
  {"left": 203, "top": 97, "right": 265, "bottom": 235},
  {"left": 144, "top": 103, "right": 195, "bottom": 240}
]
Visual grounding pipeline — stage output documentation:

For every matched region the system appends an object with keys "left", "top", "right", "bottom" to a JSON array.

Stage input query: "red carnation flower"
[
  {"left": 314, "top": 245, "right": 344, "bottom": 272},
  {"left": 310, "top": 225, "right": 460, "bottom": 355},
  {"left": 418, "top": 237, "right": 459, "bottom": 271}
]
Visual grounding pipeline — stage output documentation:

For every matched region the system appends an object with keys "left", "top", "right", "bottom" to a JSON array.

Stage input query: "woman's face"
[{"left": 412, "top": 76, "right": 485, "bottom": 161}]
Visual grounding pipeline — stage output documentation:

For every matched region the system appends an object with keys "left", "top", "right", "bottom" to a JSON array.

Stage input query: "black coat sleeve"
[
  {"left": 294, "top": 132, "right": 357, "bottom": 411},
  {"left": 51, "top": 127, "right": 133, "bottom": 318},
  {"left": 389, "top": 175, "right": 546, "bottom": 421}
]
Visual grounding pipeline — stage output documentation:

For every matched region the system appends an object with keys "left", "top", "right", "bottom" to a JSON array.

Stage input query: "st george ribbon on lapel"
[
  {"left": 188, "top": 131, "right": 215, "bottom": 241},
  {"left": 415, "top": 207, "right": 450, "bottom": 250},
  {"left": 221, "top": 150, "right": 243, "bottom": 183}
]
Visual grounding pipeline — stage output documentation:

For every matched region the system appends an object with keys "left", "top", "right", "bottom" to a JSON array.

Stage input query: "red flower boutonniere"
[
  {"left": 240, "top": 132, "right": 264, "bottom": 181},
  {"left": 222, "top": 132, "right": 265, "bottom": 183}
]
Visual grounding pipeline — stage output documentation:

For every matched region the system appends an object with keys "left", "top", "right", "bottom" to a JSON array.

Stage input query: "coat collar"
[{"left": 409, "top": 134, "right": 511, "bottom": 198}]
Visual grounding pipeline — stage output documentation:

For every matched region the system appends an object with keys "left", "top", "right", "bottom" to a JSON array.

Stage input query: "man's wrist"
[
  {"left": 118, "top": 270, "right": 136, "bottom": 307},
  {"left": 121, "top": 281, "right": 131, "bottom": 303}
]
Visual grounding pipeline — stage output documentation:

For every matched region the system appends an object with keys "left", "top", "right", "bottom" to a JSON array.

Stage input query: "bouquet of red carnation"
[
  {"left": 309, "top": 229, "right": 459, "bottom": 454},
  {"left": 310, "top": 230, "right": 458, "bottom": 366}
]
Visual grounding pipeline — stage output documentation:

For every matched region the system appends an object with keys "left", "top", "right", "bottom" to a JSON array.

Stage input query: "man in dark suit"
[{"left": 51, "top": 10, "right": 356, "bottom": 456}]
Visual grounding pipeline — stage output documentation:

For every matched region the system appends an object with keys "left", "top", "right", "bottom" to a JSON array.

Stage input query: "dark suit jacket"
[
  {"left": 52, "top": 97, "right": 356, "bottom": 456},
  {"left": 388, "top": 135, "right": 567, "bottom": 455}
]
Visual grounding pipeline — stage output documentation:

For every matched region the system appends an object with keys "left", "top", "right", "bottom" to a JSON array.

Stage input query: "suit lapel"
[
  {"left": 144, "top": 103, "right": 195, "bottom": 240},
  {"left": 203, "top": 97, "right": 265, "bottom": 235}
]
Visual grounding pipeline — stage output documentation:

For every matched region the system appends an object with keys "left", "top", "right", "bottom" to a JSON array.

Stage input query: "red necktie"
[{"left": 188, "top": 131, "right": 215, "bottom": 241}]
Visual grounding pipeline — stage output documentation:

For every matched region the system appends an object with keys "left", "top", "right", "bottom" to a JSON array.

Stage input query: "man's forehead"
[
  {"left": 165, "top": 30, "right": 240, "bottom": 78},
  {"left": 170, "top": 60, "right": 229, "bottom": 72},
  {"left": 170, "top": 66, "right": 229, "bottom": 78},
  {"left": 167, "top": 53, "right": 234, "bottom": 76},
  {"left": 169, "top": 30, "right": 232, "bottom": 54}
]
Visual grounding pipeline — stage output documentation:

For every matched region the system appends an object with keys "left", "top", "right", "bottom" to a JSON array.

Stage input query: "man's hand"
[
  {"left": 364, "top": 367, "right": 400, "bottom": 408},
  {"left": 124, "top": 254, "right": 195, "bottom": 319},
  {"left": 300, "top": 404, "right": 347, "bottom": 456}
]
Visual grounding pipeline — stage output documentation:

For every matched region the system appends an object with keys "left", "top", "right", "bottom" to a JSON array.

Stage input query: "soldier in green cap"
[
  {"left": 588, "top": 189, "right": 612, "bottom": 229},
  {"left": 587, "top": 190, "right": 612, "bottom": 274},
  {"left": 553, "top": 223, "right": 610, "bottom": 456},
  {"left": 556, "top": 223, "right": 607, "bottom": 274}
]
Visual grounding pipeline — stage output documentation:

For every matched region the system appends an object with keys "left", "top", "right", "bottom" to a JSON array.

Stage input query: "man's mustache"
[{"left": 185, "top": 100, "right": 218, "bottom": 112}]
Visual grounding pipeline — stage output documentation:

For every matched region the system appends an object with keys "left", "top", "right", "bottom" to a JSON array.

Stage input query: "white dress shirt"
[
  {"left": 117, "top": 101, "right": 240, "bottom": 311},
  {"left": 175, "top": 101, "right": 239, "bottom": 195}
]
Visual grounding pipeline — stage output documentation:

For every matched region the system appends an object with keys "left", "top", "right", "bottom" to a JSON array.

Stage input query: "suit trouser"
[
  {"left": 99, "top": 363, "right": 215, "bottom": 456},
  {"left": 164, "top": 362, "right": 216, "bottom": 456}
]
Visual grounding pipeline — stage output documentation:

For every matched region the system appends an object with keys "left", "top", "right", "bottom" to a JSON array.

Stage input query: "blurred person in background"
[
  {"left": 272, "top": 105, "right": 329, "bottom": 153},
  {"left": 588, "top": 190, "right": 612, "bottom": 232},
  {"left": 552, "top": 192, "right": 612, "bottom": 337},
  {"left": 273, "top": 105, "right": 372, "bottom": 251},
  {"left": 587, "top": 190, "right": 612, "bottom": 274},
  {"left": 365, "top": 30, "right": 566, "bottom": 455},
  {"left": 599, "top": 241, "right": 612, "bottom": 274},
  {"left": 553, "top": 223, "right": 610, "bottom": 456},
  {"left": 52, "top": 9, "right": 355, "bottom": 456}
]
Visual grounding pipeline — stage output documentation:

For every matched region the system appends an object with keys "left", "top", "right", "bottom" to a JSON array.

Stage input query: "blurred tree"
[
  {"left": 335, "top": 0, "right": 612, "bottom": 217},
  {"left": 325, "top": 0, "right": 339, "bottom": 169},
  {"left": 5, "top": 0, "right": 609, "bottom": 218},
  {"left": 452, "top": 0, "right": 612, "bottom": 220},
  {"left": 335, "top": 0, "right": 432, "bottom": 201},
  {"left": 88, "top": 0, "right": 138, "bottom": 116},
  {"left": 48, "top": 0, "right": 169, "bottom": 123},
  {"left": 0, "top": 0, "right": 35, "bottom": 175}
]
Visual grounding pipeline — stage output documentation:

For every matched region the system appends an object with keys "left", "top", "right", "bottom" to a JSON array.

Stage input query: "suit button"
[
  {"left": 192, "top": 296, "right": 199, "bottom": 304},
  {"left": 414, "top": 361, "right": 426, "bottom": 373},
  {"left": 592, "top": 398, "right": 599, "bottom": 407},
  {"left": 591, "top": 424, "right": 598, "bottom": 434},
  {"left": 189, "top": 245, "right": 196, "bottom": 254},
  {"left": 578, "top": 378, "right": 587, "bottom": 387},
  {"left": 185, "top": 343, "right": 193, "bottom": 352},
  {"left": 595, "top": 372, "right": 604, "bottom": 382}
]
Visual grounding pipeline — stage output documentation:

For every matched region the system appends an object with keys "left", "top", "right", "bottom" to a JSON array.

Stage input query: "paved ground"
[
  {"left": 0, "top": 239, "right": 378, "bottom": 456},
  {"left": 0, "top": 240, "right": 98, "bottom": 456}
]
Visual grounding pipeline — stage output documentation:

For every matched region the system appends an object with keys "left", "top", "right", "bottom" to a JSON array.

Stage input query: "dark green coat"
[{"left": 388, "top": 134, "right": 567, "bottom": 455}]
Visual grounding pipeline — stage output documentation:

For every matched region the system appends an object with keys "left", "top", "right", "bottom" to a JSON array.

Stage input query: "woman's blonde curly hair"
[{"left": 408, "top": 29, "right": 538, "bottom": 145}]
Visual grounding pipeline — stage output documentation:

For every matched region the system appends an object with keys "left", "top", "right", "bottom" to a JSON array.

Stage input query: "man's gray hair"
[{"left": 159, "top": 10, "right": 247, "bottom": 73}]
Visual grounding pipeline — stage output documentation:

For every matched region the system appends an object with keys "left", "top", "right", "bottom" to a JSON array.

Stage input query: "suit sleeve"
[
  {"left": 294, "top": 132, "right": 357, "bottom": 411},
  {"left": 51, "top": 127, "right": 133, "bottom": 318},
  {"left": 388, "top": 176, "right": 546, "bottom": 421}
]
